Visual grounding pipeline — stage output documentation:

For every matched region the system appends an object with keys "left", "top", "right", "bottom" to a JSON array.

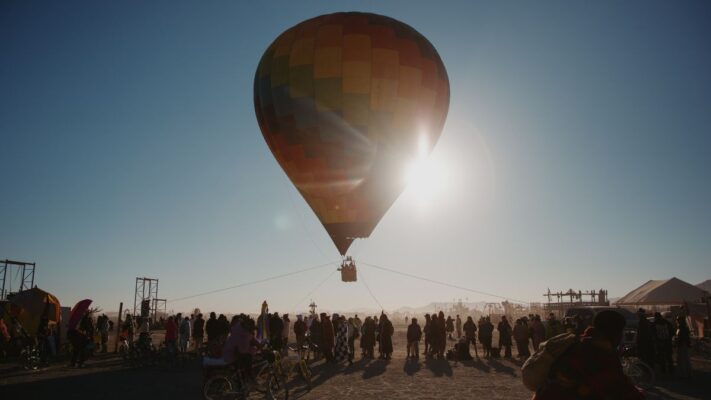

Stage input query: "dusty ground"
[{"left": 1, "top": 327, "right": 709, "bottom": 399}]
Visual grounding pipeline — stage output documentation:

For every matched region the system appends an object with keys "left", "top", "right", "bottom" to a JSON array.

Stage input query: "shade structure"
[
  {"left": 696, "top": 279, "right": 711, "bottom": 293},
  {"left": 616, "top": 277, "right": 710, "bottom": 306},
  {"left": 7, "top": 287, "right": 61, "bottom": 336}
]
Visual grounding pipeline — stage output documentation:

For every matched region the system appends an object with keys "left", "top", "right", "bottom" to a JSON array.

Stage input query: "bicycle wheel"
[
  {"left": 266, "top": 373, "right": 288, "bottom": 400},
  {"left": 626, "top": 360, "right": 655, "bottom": 389},
  {"left": 298, "top": 359, "right": 312, "bottom": 390},
  {"left": 203, "top": 375, "right": 235, "bottom": 400}
]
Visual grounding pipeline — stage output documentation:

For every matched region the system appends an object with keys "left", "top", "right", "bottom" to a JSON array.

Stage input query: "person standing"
[
  {"left": 635, "top": 309, "right": 655, "bottom": 369},
  {"left": 321, "top": 314, "right": 334, "bottom": 362},
  {"left": 379, "top": 314, "right": 394, "bottom": 360},
  {"left": 97, "top": 314, "right": 109, "bottom": 353},
  {"left": 463, "top": 316, "right": 478, "bottom": 358},
  {"left": 675, "top": 315, "right": 692, "bottom": 379},
  {"left": 309, "top": 314, "right": 323, "bottom": 360},
  {"left": 479, "top": 316, "right": 494, "bottom": 358},
  {"left": 164, "top": 316, "right": 178, "bottom": 353},
  {"left": 205, "top": 312, "right": 218, "bottom": 345},
  {"left": 455, "top": 315, "right": 462, "bottom": 339},
  {"left": 122, "top": 314, "right": 136, "bottom": 347},
  {"left": 347, "top": 317, "right": 358, "bottom": 364},
  {"left": 334, "top": 316, "right": 349, "bottom": 363},
  {"left": 498, "top": 316, "right": 513, "bottom": 358},
  {"left": 653, "top": 312, "right": 674, "bottom": 375},
  {"left": 437, "top": 311, "right": 447, "bottom": 358},
  {"left": 361, "top": 316, "right": 376, "bottom": 359},
  {"left": 423, "top": 314, "right": 431, "bottom": 356},
  {"left": 513, "top": 318, "right": 530, "bottom": 359},
  {"left": 294, "top": 315, "right": 306, "bottom": 348},
  {"left": 192, "top": 313, "right": 205, "bottom": 353},
  {"left": 179, "top": 316, "right": 191, "bottom": 353},
  {"left": 531, "top": 315, "right": 546, "bottom": 351},
  {"left": 269, "top": 312, "right": 284, "bottom": 350},
  {"left": 446, "top": 315, "right": 455, "bottom": 340},
  {"left": 407, "top": 318, "right": 422, "bottom": 359},
  {"left": 282, "top": 314, "right": 291, "bottom": 346}
]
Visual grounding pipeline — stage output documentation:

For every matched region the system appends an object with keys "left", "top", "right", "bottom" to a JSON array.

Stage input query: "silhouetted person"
[
  {"left": 635, "top": 309, "right": 654, "bottom": 368},
  {"left": 455, "top": 315, "right": 462, "bottom": 339},
  {"left": 534, "top": 311, "right": 644, "bottom": 400},
  {"left": 498, "top": 316, "right": 512, "bottom": 358},
  {"left": 361, "top": 316, "right": 376, "bottom": 359},
  {"left": 479, "top": 316, "right": 494, "bottom": 358},
  {"left": 407, "top": 317, "right": 422, "bottom": 359},
  {"left": 269, "top": 312, "right": 284, "bottom": 350},
  {"left": 531, "top": 315, "right": 545, "bottom": 351},
  {"left": 446, "top": 315, "right": 455, "bottom": 340},
  {"left": 463, "top": 316, "right": 478, "bottom": 358},
  {"left": 294, "top": 315, "right": 306, "bottom": 347},
  {"left": 675, "top": 315, "right": 692, "bottom": 378},
  {"left": 545, "top": 313, "right": 564, "bottom": 339},
  {"left": 205, "top": 312, "right": 219, "bottom": 344},
  {"left": 653, "top": 312, "right": 674, "bottom": 375},
  {"left": 321, "top": 314, "right": 334, "bottom": 362},
  {"left": 217, "top": 314, "right": 230, "bottom": 341},
  {"left": 437, "top": 311, "right": 447, "bottom": 358},
  {"left": 513, "top": 318, "right": 530, "bottom": 359},
  {"left": 379, "top": 313, "right": 394, "bottom": 360},
  {"left": 192, "top": 313, "right": 205, "bottom": 352},
  {"left": 309, "top": 314, "right": 323, "bottom": 359},
  {"left": 423, "top": 314, "right": 432, "bottom": 356}
]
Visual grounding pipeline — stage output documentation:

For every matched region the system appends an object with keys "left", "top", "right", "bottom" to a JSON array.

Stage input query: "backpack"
[{"left": 521, "top": 333, "right": 577, "bottom": 391}]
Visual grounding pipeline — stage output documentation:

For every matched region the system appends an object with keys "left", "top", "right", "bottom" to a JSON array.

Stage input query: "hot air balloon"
[{"left": 254, "top": 12, "right": 449, "bottom": 261}]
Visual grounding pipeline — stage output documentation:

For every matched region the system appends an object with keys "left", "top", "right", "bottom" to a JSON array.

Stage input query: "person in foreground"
[{"left": 533, "top": 310, "right": 644, "bottom": 400}]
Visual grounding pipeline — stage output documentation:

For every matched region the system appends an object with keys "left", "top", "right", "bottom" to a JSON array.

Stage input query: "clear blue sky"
[{"left": 2, "top": 1, "right": 710, "bottom": 314}]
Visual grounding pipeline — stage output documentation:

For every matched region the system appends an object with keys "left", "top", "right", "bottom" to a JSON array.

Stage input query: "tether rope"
[
  {"left": 358, "top": 267, "right": 384, "bottom": 311},
  {"left": 168, "top": 261, "right": 337, "bottom": 303},
  {"left": 292, "top": 268, "right": 338, "bottom": 313},
  {"left": 359, "top": 261, "right": 529, "bottom": 305}
]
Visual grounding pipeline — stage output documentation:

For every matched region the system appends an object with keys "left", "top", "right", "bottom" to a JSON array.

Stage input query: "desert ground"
[{"left": 1, "top": 325, "right": 709, "bottom": 399}]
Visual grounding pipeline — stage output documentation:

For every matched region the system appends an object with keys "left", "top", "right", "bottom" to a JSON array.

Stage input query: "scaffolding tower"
[
  {"left": 1, "top": 259, "right": 36, "bottom": 300},
  {"left": 133, "top": 277, "right": 159, "bottom": 321}
]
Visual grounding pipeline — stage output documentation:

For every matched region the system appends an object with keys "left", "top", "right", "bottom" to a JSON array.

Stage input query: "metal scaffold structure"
[
  {"left": 1, "top": 259, "right": 36, "bottom": 300},
  {"left": 133, "top": 277, "right": 159, "bottom": 321}
]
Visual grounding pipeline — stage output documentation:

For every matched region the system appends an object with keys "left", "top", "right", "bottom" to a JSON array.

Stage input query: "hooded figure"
[
  {"left": 379, "top": 314, "right": 394, "bottom": 359},
  {"left": 321, "top": 314, "right": 335, "bottom": 362}
]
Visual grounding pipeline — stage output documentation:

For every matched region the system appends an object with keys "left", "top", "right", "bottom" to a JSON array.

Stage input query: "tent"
[
  {"left": 3, "top": 287, "right": 61, "bottom": 336},
  {"left": 697, "top": 280, "right": 711, "bottom": 293},
  {"left": 616, "top": 277, "right": 709, "bottom": 307}
]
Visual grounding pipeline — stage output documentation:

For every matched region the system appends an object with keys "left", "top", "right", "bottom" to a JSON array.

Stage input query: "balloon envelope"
[{"left": 254, "top": 12, "right": 449, "bottom": 255}]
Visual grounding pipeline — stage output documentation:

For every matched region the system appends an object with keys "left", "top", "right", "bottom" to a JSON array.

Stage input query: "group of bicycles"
[{"left": 202, "top": 342, "right": 313, "bottom": 400}]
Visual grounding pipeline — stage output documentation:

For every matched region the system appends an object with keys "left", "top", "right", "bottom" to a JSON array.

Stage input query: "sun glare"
[{"left": 404, "top": 141, "right": 447, "bottom": 209}]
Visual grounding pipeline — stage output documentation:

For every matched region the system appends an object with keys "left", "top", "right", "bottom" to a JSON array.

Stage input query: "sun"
[{"left": 403, "top": 136, "right": 447, "bottom": 208}]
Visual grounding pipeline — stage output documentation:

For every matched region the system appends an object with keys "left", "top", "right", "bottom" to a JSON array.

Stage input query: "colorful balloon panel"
[{"left": 255, "top": 12, "right": 449, "bottom": 255}]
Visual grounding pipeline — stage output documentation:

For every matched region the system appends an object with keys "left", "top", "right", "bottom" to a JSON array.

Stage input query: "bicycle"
[
  {"left": 20, "top": 344, "right": 41, "bottom": 370},
  {"left": 282, "top": 344, "right": 312, "bottom": 390},
  {"left": 620, "top": 345, "right": 655, "bottom": 390},
  {"left": 203, "top": 350, "right": 288, "bottom": 400}
]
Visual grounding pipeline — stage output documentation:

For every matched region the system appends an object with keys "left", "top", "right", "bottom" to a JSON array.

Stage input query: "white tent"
[{"left": 616, "top": 277, "right": 709, "bottom": 306}]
